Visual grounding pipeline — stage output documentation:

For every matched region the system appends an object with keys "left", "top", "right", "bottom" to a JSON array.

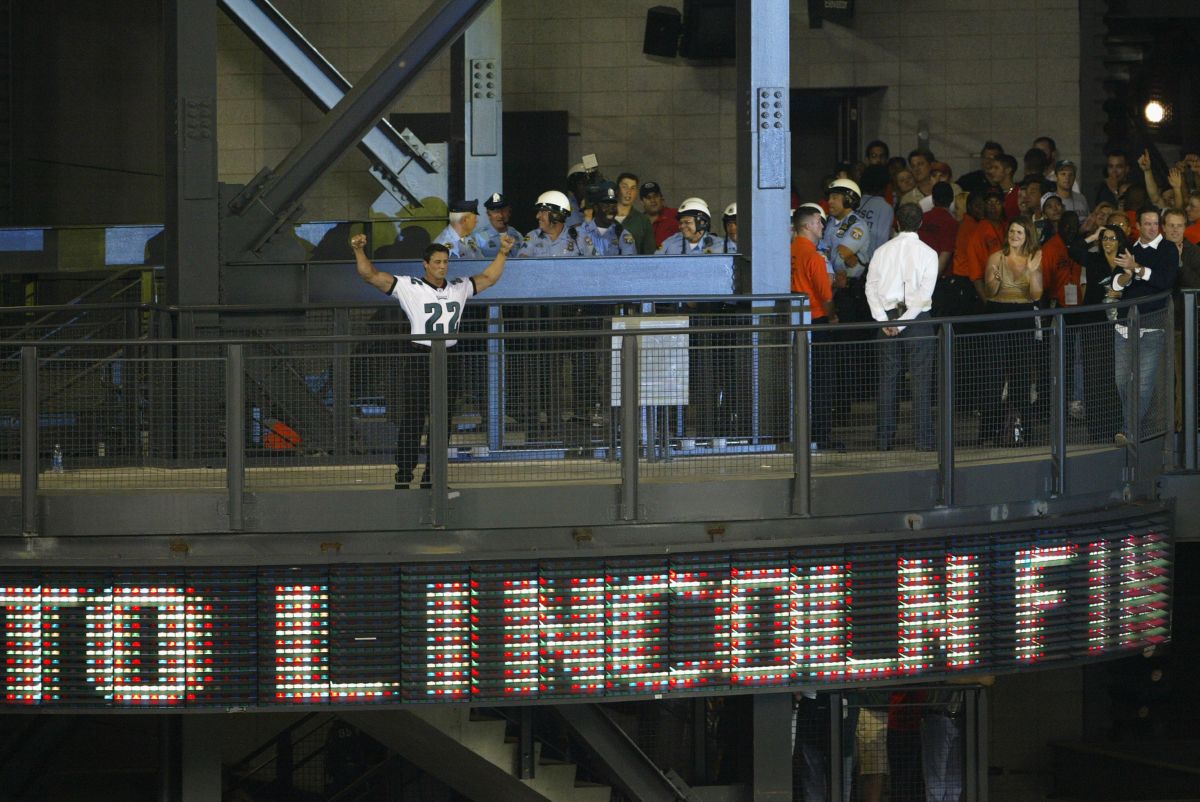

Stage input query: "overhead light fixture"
[{"left": 1144, "top": 100, "right": 1166, "bottom": 124}]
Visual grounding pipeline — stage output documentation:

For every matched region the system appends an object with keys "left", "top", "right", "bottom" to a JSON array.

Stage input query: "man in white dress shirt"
[{"left": 865, "top": 202, "right": 940, "bottom": 451}]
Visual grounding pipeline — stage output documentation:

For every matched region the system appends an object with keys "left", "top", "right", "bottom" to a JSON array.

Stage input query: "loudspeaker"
[
  {"left": 681, "top": 0, "right": 735, "bottom": 59},
  {"left": 643, "top": 6, "right": 681, "bottom": 57}
]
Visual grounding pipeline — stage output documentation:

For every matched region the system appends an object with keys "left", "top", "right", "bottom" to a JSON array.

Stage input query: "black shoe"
[{"left": 394, "top": 470, "right": 413, "bottom": 490}]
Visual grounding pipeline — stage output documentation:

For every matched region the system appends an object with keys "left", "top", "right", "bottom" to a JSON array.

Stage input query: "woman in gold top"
[{"left": 980, "top": 217, "right": 1043, "bottom": 446}]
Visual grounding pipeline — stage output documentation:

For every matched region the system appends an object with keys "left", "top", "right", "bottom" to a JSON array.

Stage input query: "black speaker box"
[
  {"left": 681, "top": 0, "right": 735, "bottom": 59},
  {"left": 643, "top": 6, "right": 681, "bottom": 57}
]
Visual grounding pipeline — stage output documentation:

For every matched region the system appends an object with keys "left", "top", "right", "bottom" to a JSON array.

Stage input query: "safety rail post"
[
  {"left": 486, "top": 305, "right": 504, "bottom": 452},
  {"left": 937, "top": 321, "right": 955, "bottom": 507},
  {"left": 828, "top": 692, "right": 844, "bottom": 802},
  {"left": 1050, "top": 314, "right": 1067, "bottom": 496},
  {"left": 333, "top": 308, "right": 352, "bottom": 459},
  {"left": 1164, "top": 301, "right": 1178, "bottom": 470},
  {"left": 1126, "top": 305, "right": 1141, "bottom": 480},
  {"left": 791, "top": 325, "right": 811, "bottom": 516},
  {"left": 430, "top": 340, "right": 450, "bottom": 527},
  {"left": 1186, "top": 293, "right": 1197, "bottom": 470},
  {"left": 620, "top": 333, "right": 639, "bottom": 521},
  {"left": 226, "top": 345, "right": 245, "bottom": 532},
  {"left": 518, "top": 707, "right": 534, "bottom": 780},
  {"left": 20, "top": 346, "right": 38, "bottom": 536}
]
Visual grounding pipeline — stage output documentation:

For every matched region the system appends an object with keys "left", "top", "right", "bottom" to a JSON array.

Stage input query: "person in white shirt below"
[
  {"left": 865, "top": 202, "right": 940, "bottom": 452},
  {"left": 350, "top": 232, "right": 514, "bottom": 489}
]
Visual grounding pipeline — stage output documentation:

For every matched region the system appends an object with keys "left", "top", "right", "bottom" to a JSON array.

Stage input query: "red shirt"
[
  {"left": 919, "top": 207, "right": 959, "bottom": 257},
  {"left": 1003, "top": 186, "right": 1020, "bottom": 220},
  {"left": 963, "top": 219, "right": 1004, "bottom": 282},
  {"left": 1040, "top": 234, "right": 1082, "bottom": 307},
  {"left": 1186, "top": 219, "right": 1200, "bottom": 245},
  {"left": 651, "top": 207, "right": 679, "bottom": 246},
  {"left": 950, "top": 216, "right": 980, "bottom": 278},
  {"left": 790, "top": 236, "right": 834, "bottom": 319}
]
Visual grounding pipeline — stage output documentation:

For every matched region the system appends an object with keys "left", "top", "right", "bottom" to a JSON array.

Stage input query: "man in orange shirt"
[
  {"left": 791, "top": 204, "right": 839, "bottom": 449},
  {"left": 964, "top": 187, "right": 1008, "bottom": 301},
  {"left": 1184, "top": 190, "right": 1200, "bottom": 245},
  {"left": 1040, "top": 212, "right": 1085, "bottom": 418}
]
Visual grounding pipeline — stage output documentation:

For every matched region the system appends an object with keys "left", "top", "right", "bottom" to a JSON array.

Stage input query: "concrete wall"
[{"left": 217, "top": 0, "right": 1081, "bottom": 223}]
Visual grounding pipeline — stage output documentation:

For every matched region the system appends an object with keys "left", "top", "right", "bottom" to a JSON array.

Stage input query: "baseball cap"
[
  {"left": 448, "top": 199, "right": 478, "bottom": 213},
  {"left": 1041, "top": 192, "right": 1063, "bottom": 209},
  {"left": 483, "top": 192, "right": 509, "bottom": 210},
  {"left": 639, "top": 181, "right": 663, "bottom": 198},
  {"left": 930, "top": 161, "right": 952, "bottom": 177},
  {"left": 1054, "top": 159, "right": 1076, "bottom": 171},
  {"left": 590, "top": 181, "right": 620, "bottom": 204}
]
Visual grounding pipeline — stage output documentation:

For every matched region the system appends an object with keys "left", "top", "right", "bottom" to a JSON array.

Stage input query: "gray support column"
[
  {"left": 463, "top": 1, "right": 503, "bottom": 201},
  {"left": 430, "top": 341, "right": 450, "bottom": 527},
  {"left": 181, "top": 716, "right": 223, "bottom": 802},
  {"left": 158, "top": 715, "right": 182, "bottom": 802},
  {"left": 791, "top": 326, "right": 811, "bottom": 516},
  {"left": 736, "top": 0, "right": 791, "bottom": 294},
  {"left": 938, "top": 322, "right": 956, "bottom": 506},
  {"left": 1050, "top": 315, "right": 1067, "bottom": 496},
  {"left": 226, "top": 345, "right": 245, "bottom": 531},
  {"left": 164, "top": 0, "right": 219, "bottom": 306},
  {"left": 752, "top": 693, "right": 793, "bottom": 802},
  {"left": 620, "top": 334, "right": 640, "bottom": 521},
  {"left": 1185, "top": 293, "right": 1196, "bottom": 470}
]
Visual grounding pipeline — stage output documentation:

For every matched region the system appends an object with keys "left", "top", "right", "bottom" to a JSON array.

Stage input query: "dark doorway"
[{"left": 790, "top": 91, "right": 861, "bottom": 204}]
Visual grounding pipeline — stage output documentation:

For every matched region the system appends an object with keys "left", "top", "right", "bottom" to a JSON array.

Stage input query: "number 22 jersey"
[{"left": 387, "top": 275, "right": 477, "bottom": 347}]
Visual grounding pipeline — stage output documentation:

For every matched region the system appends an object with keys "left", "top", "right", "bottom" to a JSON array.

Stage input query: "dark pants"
[
  {"left": 980, "top": 302, "right": 1037, "bottom": 444},
  {"left": 877, "top": 312, "right": 935, "bottom": 450},
  {"left": 809, "top": 317, "right": 835, "bottom": 447},
  {"left": 390, "top": 345, "right": 455, "bottom": 486}
]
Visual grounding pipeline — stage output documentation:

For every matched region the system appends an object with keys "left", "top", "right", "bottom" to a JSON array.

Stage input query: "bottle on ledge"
[{"left": 52, "top": 443, "right": 64, "bottom": 474}]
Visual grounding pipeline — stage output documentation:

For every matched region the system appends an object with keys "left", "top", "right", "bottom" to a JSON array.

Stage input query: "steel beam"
[
  {"left": 462, "top": 1, "right": 503, "bottom": 201},
  {"left": 552, "top": 704, "right": 687, "bottom": 802},
  {"left": 218, "top": 0, "right": 442, "bottom": 207},
  {"left": 752, "top": 693, "right": 793, "bottom": 801},
  {"left": 223, "top": 0, "right": 493, "bottom": 258}
]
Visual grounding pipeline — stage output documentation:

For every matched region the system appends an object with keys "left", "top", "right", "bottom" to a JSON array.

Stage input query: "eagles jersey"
[
  {"left": 576, "top": 220, "right": 637, "bottom": 256},
  {"left": 655, "top": 232, "right": 722, "bottom": 255},
  {"left": 387, "top": 274, "right": 476, "bottom": 347},
  {"left": 434, "top": 224, "right": 485, "bottom": 259},
  {"left": 518, "top": 226, "right": 581, "bottom": 257},
  {"left": 819, "top": 211, "right": 871, "bottom": 277}
]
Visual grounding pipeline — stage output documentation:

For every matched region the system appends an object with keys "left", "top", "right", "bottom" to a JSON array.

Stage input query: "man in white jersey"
[{"left": 350, "top": 232, "right": 515, "bottom": 489}]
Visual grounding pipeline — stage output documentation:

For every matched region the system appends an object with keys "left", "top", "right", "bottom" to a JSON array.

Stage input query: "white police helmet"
[
  {"left": 535, "top": 190, "right": 572, "bottom": 219},
  {"left": 722, "top": 202, "right": 737, "bottom": 222},
  {"left": 678, "top": 197, "right": 712, "bottom": 231},
  {"left": 825, "top": 178, "right": 861, "bottom": 208}
]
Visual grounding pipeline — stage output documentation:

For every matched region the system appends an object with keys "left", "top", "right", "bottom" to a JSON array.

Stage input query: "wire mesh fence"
[{"left": 3, "top": 297, "right": 1185, "bottom": 496}]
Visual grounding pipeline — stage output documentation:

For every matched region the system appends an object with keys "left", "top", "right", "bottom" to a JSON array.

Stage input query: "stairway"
[{"left": 344, "top": 707, "right": 611, "bottom": 802}]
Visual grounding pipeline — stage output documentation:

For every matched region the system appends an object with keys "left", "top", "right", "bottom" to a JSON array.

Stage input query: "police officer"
[
  {"left": 577, "top": 181, "right": 637, "bottom": 256},
  {"left": 656, "top": 198, "right": 722, "bottom": 254},
  {"left": 721, "top": 203, "right": 738, "bottom": 253},
  {"left": 519, "top": 191, "right": 583, "bottom": 257},
  {"left": 474, "top": 192, "right": 519, "bottom": 257},
  {"left": 565, "top": 161, "right": 600, "bottom": 227},
  {"left": 819, "top": 179, "right": 872, "bottom": 286},
  {"left": 433, "top": 199, "right": 485, "bottom": 259}
]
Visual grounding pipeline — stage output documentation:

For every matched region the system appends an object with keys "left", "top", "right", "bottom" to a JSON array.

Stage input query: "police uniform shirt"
[
  {"left": 723, "top": 237, "right": 738, "bottom": 254},
  {"left": 655, "top": 232, "right": 721, "bottom": 255},
  {"left": 387, "top": 273, "right": 476, "bottom": 348},
  {"left": 434, "top": 224, "right": 485, "bottom": 259},
  {"left": 565, "top": 195, "right": 585, "bottom": 228},
  {"left": 856, "top": 195, "right": 894, "bottom": 257},
  {"left": 819, "top": 211, "right": 871, "bottom": 277},
  {"left": 473, "top": 222, "right": 518, "bottom": 258},
  {"left": 519, "top": 226, "right": 581, "bottom": 257},
  {"left": 577, "top": 220, "right": 637, "bottom": 256}
]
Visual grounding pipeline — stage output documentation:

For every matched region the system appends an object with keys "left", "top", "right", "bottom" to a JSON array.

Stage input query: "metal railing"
[{"left": 2, "top": 291, "right": 1183, "bottom": 533}]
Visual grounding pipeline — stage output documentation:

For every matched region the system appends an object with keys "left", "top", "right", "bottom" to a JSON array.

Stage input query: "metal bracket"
[{"left": 755, "top": 86, "right": 788, "bottom": 189}]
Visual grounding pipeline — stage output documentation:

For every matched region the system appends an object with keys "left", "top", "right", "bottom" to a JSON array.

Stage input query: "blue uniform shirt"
[
  {"left": 565, "top": 195, "right": 586, "bottom": 228},
  {"left": 576, "top": 220, "right": 637, "bottom": 256},
  {"left": 474, "top": 222, "right": 519, "bottom": 257},
  {"left": 434, "top": 224, "right": 485, "bottom": 259},
  {"left": 855, "top": 195, "right": 893, "bottom": 258},
  {"left": 818, "top": 211, "right": 871, "bottom": 277},
  {"left": 656, "top": 232, "right": 723, "bottom": 255},
  {"left": 723, "top": 236, "right": 738, "bottom": 254},
  {"left": 518, "top": 226, "right": 582, "bottom": 257}
]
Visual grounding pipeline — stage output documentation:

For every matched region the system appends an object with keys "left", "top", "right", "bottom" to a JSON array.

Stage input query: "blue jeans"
[
  {"left": 920, "top": 712, "right": 963, "bottom": 802},
  {"left": 1113, "top": 328, "right": 1164, "bottom": 436}
]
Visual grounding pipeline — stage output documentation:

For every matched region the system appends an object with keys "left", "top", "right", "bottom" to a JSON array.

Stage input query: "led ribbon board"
[{"left": 0, "top": 516, "right": 1171, "bottom": 709}]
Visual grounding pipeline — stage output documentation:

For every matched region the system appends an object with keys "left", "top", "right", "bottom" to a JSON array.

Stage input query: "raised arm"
[
  {"left": 349, "top": 233, "right": 396, "bottom": 294},
  {"left": 471, "top": 233, "right": 516, "bottom": 293}
]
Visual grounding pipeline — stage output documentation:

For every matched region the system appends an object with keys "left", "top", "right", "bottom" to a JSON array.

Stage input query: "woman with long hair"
[{"left": 979, "top": 217, "right": 1043, "bottom": 445}]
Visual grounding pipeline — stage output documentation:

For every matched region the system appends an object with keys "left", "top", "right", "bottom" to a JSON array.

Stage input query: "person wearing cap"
[
  {"left": 819, "top": 178, "right": 872, "bottom": 288},
  {"left": 614, "top": 172, "right": 656, "bottom": 254},
  {"left": 1038, "top": 193, "right": 1065, "bottom": 244},
  {"left": 348, "top": 231, "right": 515, "bottom": 489},
  {"left": 1052, "top": 160, "right": 1089, "bottom": 216},
  {"left": 434, "top": 199, "right": 485, "bottom": 259},
  {"left": 720, "top": 203, "right": 738, "bottom": 253},
  {"left": 791, "top": 204, "right": 838, "bottom": 450},
  {"left": 473, "top": 193, "right": 519, "bottom": 258},
  {"left": 577, "top": 181, "right": 637, "bottom": 256},
  {"left": 656, "top": 198, "right": 721, "bottom": 254},
  {"left": 565, "top": 160, "right": 600, "bottom": 227},
  {"left": 518, "top": 190, "right": 582, "bottom": 257},
  {"left": 918, "top": 162, "right": 962, "bottom": 214},
  {"left": 640, "top": 181, "right": 679, "bottom": 247}
]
